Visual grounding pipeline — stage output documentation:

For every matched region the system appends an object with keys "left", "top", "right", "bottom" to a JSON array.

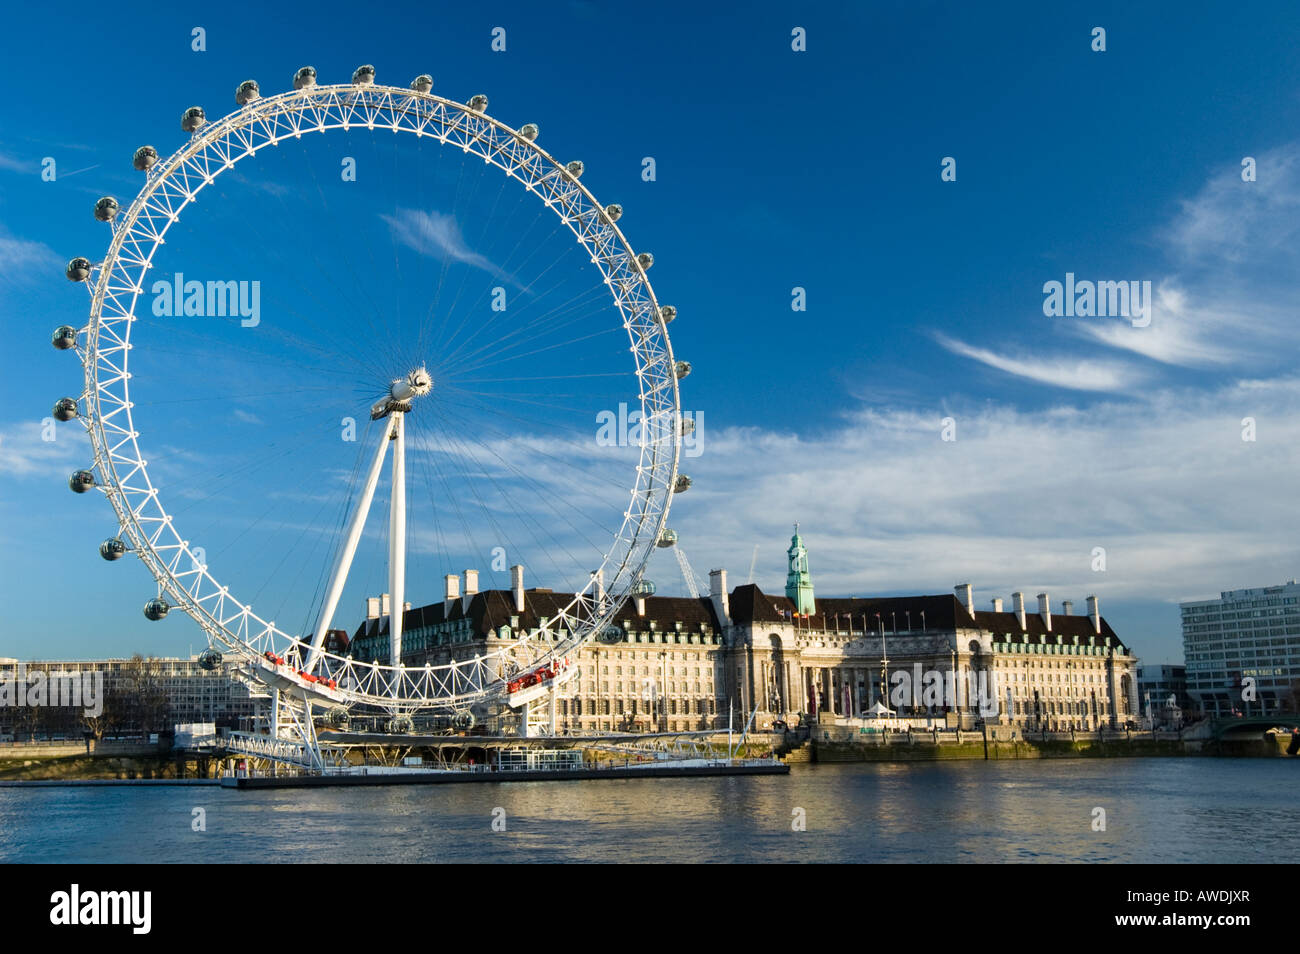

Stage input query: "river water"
[{"left": 1, "top": 758, "right": 1293, "bottom": 863}]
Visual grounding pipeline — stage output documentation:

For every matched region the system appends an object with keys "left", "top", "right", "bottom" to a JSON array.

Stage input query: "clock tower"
[{"left": 785, "top": 524, "right": 816, "bottom": 615}]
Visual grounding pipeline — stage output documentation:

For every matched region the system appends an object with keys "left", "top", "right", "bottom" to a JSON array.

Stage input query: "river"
[{"left": 1, "top": 758, "right": 1293, "bottom": 863}]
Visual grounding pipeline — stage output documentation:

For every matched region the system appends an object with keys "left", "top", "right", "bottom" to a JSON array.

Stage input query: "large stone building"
[{"left": 350, "top": 530, "right": 1141, "bottom": 733}]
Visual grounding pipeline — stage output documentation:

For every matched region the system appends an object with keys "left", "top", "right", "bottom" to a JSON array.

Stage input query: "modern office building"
[
  {"left": 0, "top": 656, "right": 264, "bottom": 738},
  {"left": 1181, "top": 580, "right": 1300, "bottom": 716},
  {"left": 1136, "top": 664, "right": 1188, "bottom": 710},
  {"left": 1136, "top": 664, "right": 1188, "bottom": 727}
]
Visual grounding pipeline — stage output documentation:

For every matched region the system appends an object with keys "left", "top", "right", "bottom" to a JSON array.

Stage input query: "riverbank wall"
[
  {"left": 0, "top": 740, "right": 212, "bottom": 781},
  {"left": 797, "top": 724, "right": 1284, "bottom": 762}
]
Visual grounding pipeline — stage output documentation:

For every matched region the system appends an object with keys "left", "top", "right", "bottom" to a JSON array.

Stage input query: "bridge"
[{"left": 1211, "top": 715, "right": 1300, "bottom": 740}]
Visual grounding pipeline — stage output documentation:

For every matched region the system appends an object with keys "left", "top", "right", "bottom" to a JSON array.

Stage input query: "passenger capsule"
[
  {"left": 410, "top": 74, "right": 433, "bottom": 93},
  {"left": 235, "top": 80, "right": 260, "bottom": 105},
  {"left": 352, "top": 65, "right": 375, "bottom": 86},
  {"left": 518, "top": 123, "right": 539, "bottom": 141},
  {"left": 635, "top": 252, "right": 654, "bottom": 271},
  {"left": 51, "top": 325, "right": 79, "bottom": 350},
  {"left": 565, "top": 160, "right": 584, "bottom": 179},
  {"left": 604, "top": 203, "right": 623, "bottom": 222},
  {"left": 198, "top": 648, "right": 223, "bottom": 671},
  {"left": 659, "top": 305, "right": 676, "bottom": 324},
  {"left": 132, "top": 145, "right": 158, "bottom": 171},
  {"left": 385, "top": 715, "right": 413, "bottom": 734},
  {"left": 143, "top": 597, "right": 171, "bottom": 621},
  {"left": 65, "top": 257, "right": 91, "bottom": 282},
  {"left": 679, "top": 417, "right": 696, "bottom": 437},
  {"left": 657, "top": 528, "right": 678, "bottom": 548},
  {"left": 99, "top": 538, "right": 127, "bottom": 561},
  {"left": 293, "top": 66, "right": 317, "bottom": 90},
  {"left": 673, "top": 474, "right": 692, "bottom": 494},
  {"left": 68, "top": 469, "right": 95, "bottom": 493},
  {"left": 632, "top": 579, "right": 656, "bottom": 596},
  {"left": 451, "top": 709, "right": 476, "bottom": 730},
  {"left": 468, "top": 94, "right": 488, "bottom": 112},
  {"left": 93, "top": 196, "right": 119, "bottom": 222},
  {"left": 52, "top": 397, "right": 78, "bottom": 422},
  {"left": 325, "top": 706, "right": 350, "bottom": 727},
  {"left": 181, "top": 106, "right": 206, "bottom": 133},
  {"left": 674, "top": 360, "right": 692, "bottom": 380}
]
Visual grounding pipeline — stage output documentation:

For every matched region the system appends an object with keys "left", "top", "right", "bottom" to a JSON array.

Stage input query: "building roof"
[
  {"left": 353, "top": 587, "right": 723, "bottom": 644},
  {"left": 729, "top": 584, "right": 975, "bottom": 631},
  {"left": 350, "top": 583, "right": 1128, "bottom": 652},
  {"left": 972, "top": 609, "right": 1123, "bottom": 649}
]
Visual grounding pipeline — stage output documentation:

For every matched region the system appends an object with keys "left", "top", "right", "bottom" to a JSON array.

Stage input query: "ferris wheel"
[{"left": 53, "top": 65, "right": 689, "bottom": 720}]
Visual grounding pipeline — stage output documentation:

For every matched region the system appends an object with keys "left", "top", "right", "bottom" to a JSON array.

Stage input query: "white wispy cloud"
[
  {"left": 662, "top": 378, "right": 1300, "bottom": 615},
  {"left": 0, "top": 150, "right": 33, "bottom": 174},
  {"left": 0, "top": 229, "right": 62, "bottom": 283},
  {"left": 933, "top": 333, "right": 1142, "bottom": 392},
  {"left": 1166, "top": 144, "right": 1300, "bottom": 268},
  {"left": 0, "top": 420, "right": 82, "bottom": 479},
  {"left": 944, "top": 142, "right": 1300, "bottom": 384},
  {"left": 381, "top": 208, "right": 518, "bottom": 286}
]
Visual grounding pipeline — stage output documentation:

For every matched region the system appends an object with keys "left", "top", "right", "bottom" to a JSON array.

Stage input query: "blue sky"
[{"left": 3, "top": 0, "right": 1300, "bottom": 665}]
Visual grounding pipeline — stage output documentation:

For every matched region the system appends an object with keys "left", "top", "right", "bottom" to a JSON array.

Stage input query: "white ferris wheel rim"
[{"left": 74, "top": 78, "right": 682, "bottom": 713}]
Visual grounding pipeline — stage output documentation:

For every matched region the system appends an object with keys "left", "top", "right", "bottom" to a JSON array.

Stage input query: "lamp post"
[{"left": 877, "top": 613, "right": 889, "bottom": 712}]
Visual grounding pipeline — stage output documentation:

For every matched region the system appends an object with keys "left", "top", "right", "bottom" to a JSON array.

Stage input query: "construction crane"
[
  {"left": 674, "top": 546, "right": 706, "bottom": 599},
  {"left": 657, "top": 527, "right": 707, "bottom": 599}
]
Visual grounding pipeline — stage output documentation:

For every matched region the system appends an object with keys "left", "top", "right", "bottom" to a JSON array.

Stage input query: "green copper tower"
[{"left": 785, "top": 524, "right": 816, "bottom": 615}]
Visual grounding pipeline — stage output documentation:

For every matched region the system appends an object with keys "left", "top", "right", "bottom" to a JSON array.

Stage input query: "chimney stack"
[
  {"left": 1012, "top": 591, "right": 1026, "bottom": 630},
  {"left": 1087, "top": 594, "right": 1101, "bottom": 634},
  {"left": 1062, "top": 600, "right": 1073, "bottom": 616},
  {"left": 635, "top": 592, "right": 647, "bottom": 616},
  {"left": 590, "top": 568, "right": 605, "bottom": 604},
  {"left": 955, "top": 583, "right": 974, "bottom": 617},
  {"left": 366, "top": 596, "right": 381, "bottom": 620},
  {"left": 990, "top": 597, "right": 1003, "bottom": 613},
  {"left": 1037, "top": 592, "right": 1052, "bottom": 631},
  {"left": 709, "top": 568, "right": 730, "bottom": 626},
  {"left": 444, "top": 574, "right": 460, "bottom": 616},
  {"left": 381, "top": 593, "right": 391, "bottom": 617},
  {"left": 462, "top": 569, "right": 478, "bottom": 612},
  {"left": 510, "top": 564, "right": 525, "bottom": 614}
]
